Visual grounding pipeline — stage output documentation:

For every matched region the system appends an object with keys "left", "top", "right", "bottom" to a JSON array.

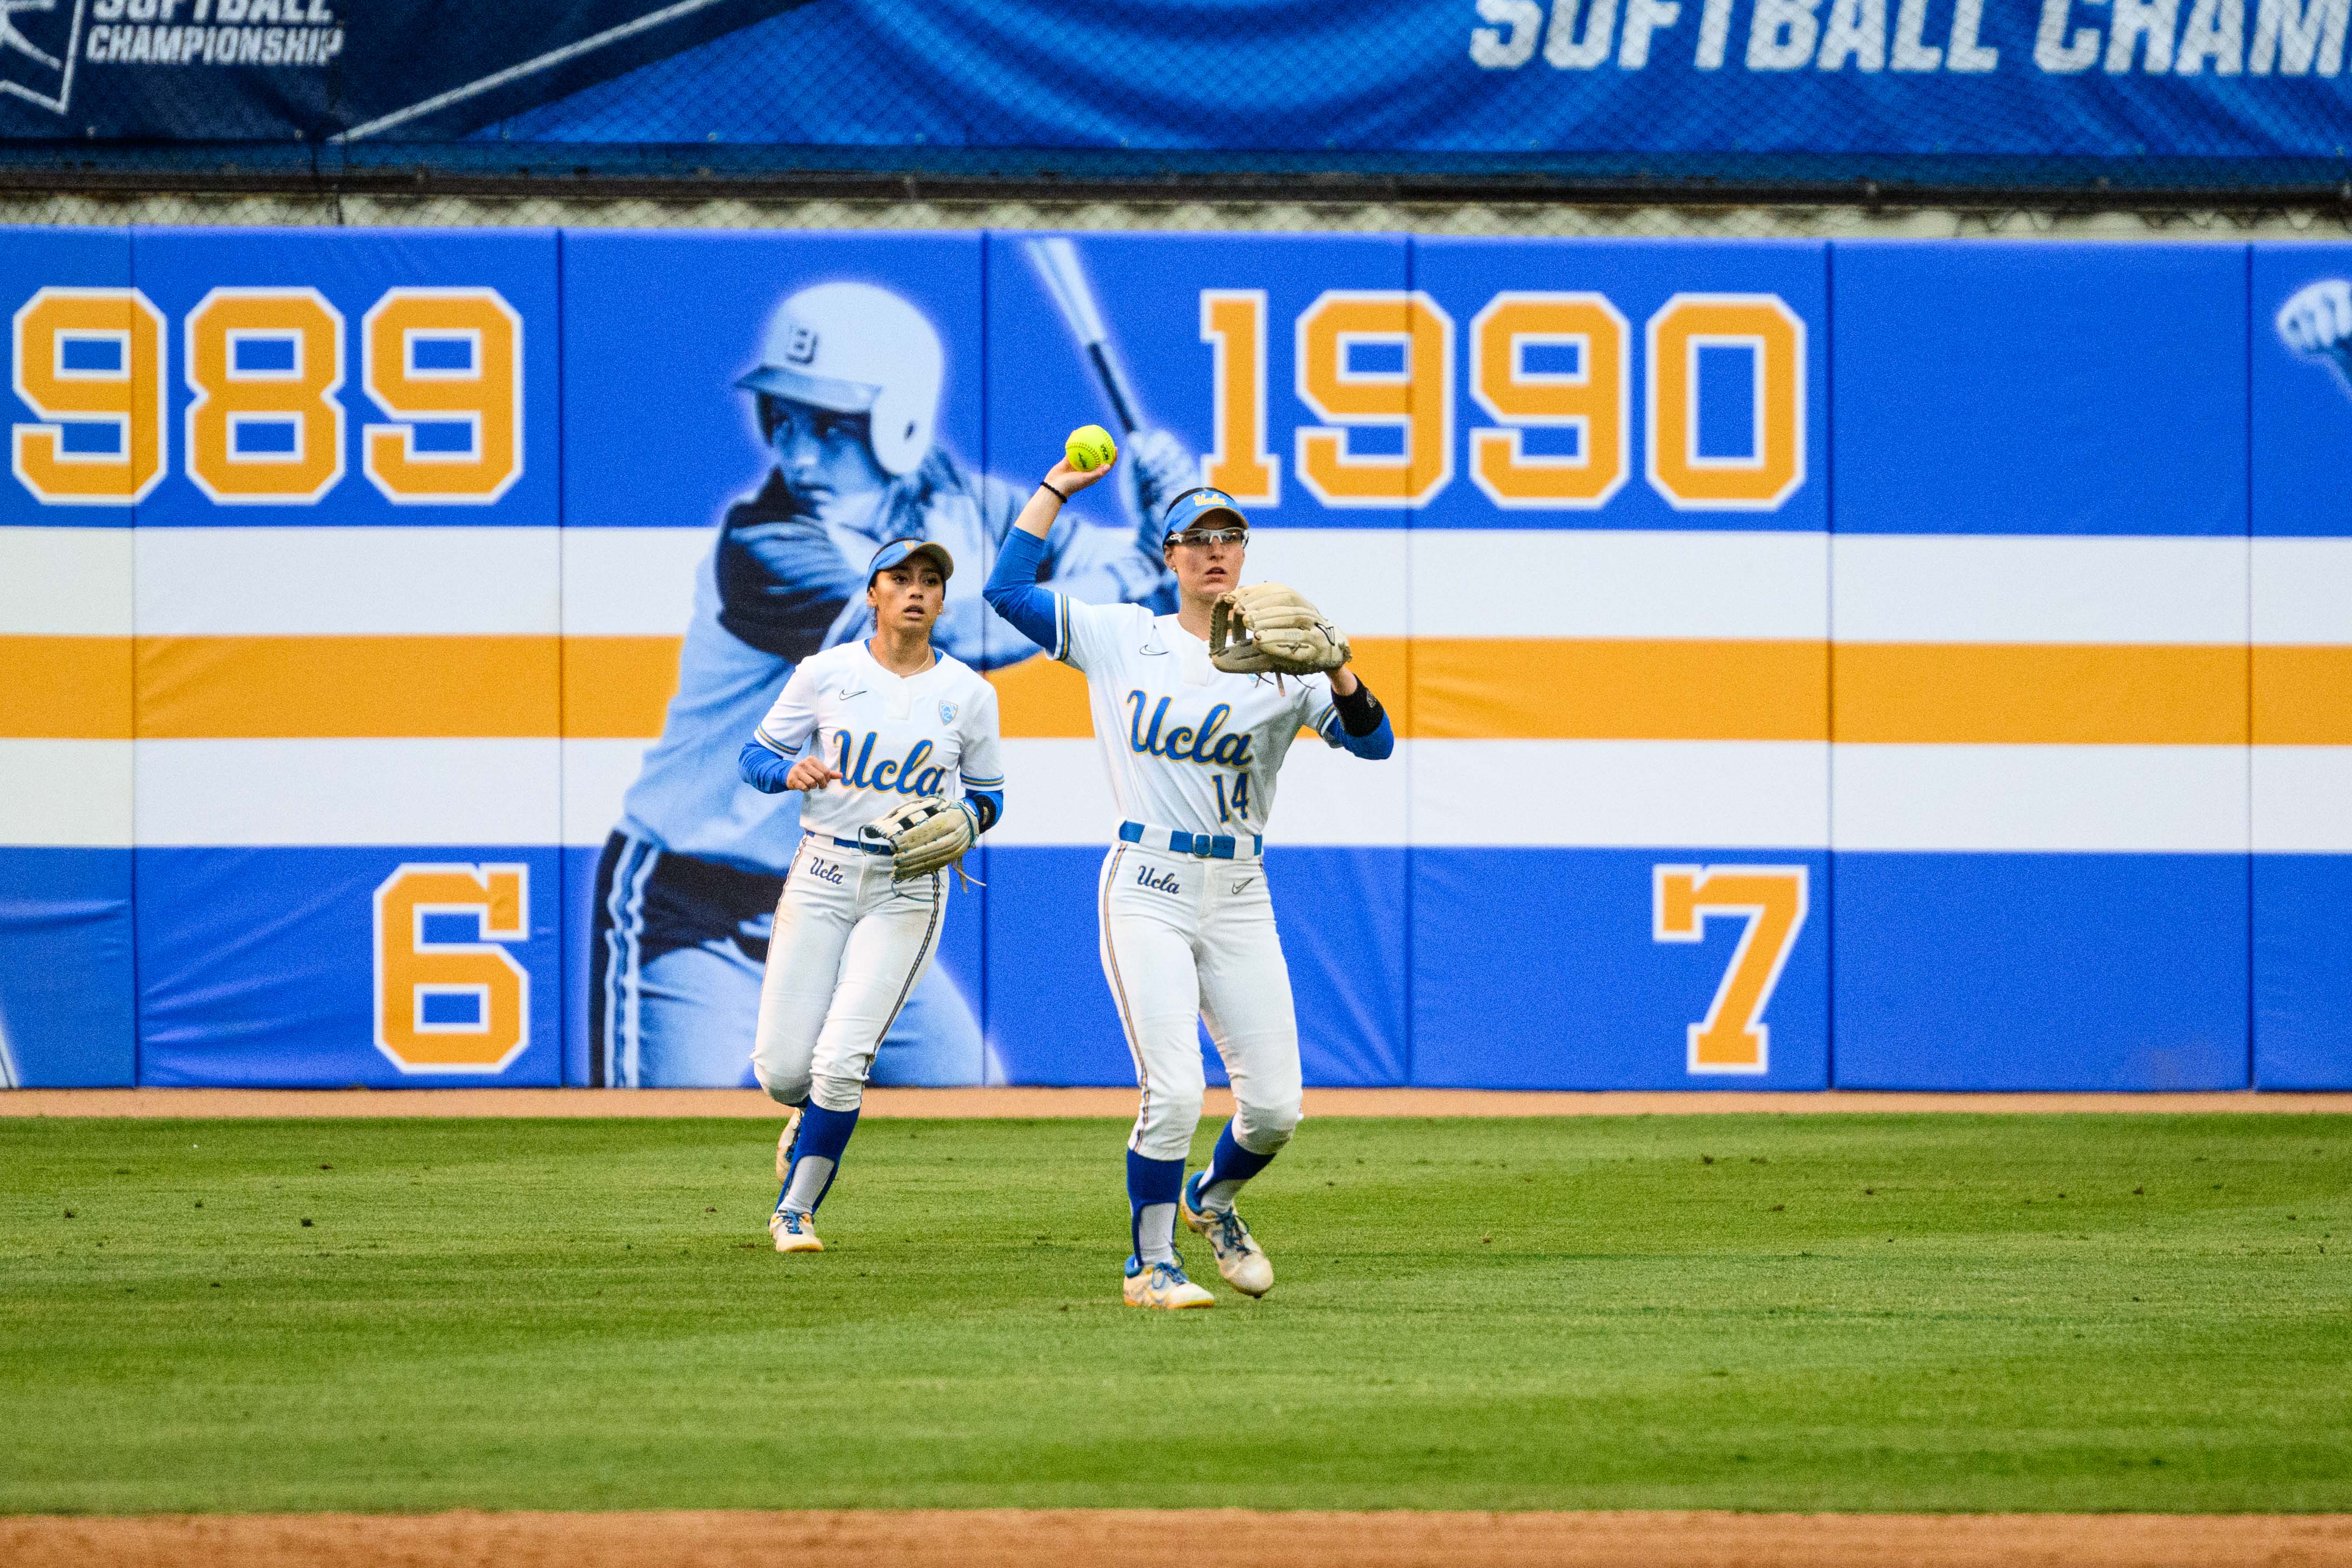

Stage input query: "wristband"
[
  {"left": 1039, "top": 479, "right": 1070, "bottom": 503},
  {"left": 1332, "top": 678, "right": 1385, "bottom": 738}
]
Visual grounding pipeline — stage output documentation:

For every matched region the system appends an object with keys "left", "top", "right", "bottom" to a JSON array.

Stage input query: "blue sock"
[
  {"left": 1197, "top": 1121, "right": 1277, "bottom": 1212},
  {"left": 780, "top": 1103, "right": 860, "bottom": 1215},
  {"left": 1127, "top": 1147, "right": 1183, "bottom": 1265}
]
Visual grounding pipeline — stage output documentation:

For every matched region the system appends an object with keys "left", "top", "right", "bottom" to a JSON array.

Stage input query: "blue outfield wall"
[
  {"left": 1412, "top": 849, "right": 1832, "bottom": 1091},
  {"left": 2250, "top": 242, "right": 2352, "bottom": 1093},
  {"left": 1831, "top": 854, "right": 2252, "bottom": 1092},
  {"left": 135, "top": 848, "right": 568, "bottom": 1090},
  {"left": 0, "top": 850, "right": 135, "bottom": 1089},
  {"left": 2, "top": 227, "right": 2349, "bottom": 1093},
  {"left": 1827, "top": 241, "right": 2257, "bottom": 1090}
]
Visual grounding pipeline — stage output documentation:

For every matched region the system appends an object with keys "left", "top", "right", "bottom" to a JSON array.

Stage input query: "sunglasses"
[{"left": 1168, "top": 527, "right": 1248, "bottom": 550}]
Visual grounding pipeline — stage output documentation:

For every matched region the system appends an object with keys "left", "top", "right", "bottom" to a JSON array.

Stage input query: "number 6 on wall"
[
  {"left": 373, "top": 863, "right": 531, "bottom": 1075},
  {"left": 1653, "top": 865, "right": 1808, "bottom": 1076}
]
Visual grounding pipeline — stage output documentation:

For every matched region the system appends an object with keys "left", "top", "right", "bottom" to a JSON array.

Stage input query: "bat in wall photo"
[
  {"left": 1027, "top": 236, "right": 1198, "bottom": 555},
  {"left": 587, "top": 240, "right": 1202, "bottom": 1090}
]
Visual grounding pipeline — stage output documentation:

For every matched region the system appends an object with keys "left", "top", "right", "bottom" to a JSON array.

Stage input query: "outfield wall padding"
[{"left": 2, "top": 229, "right": 2344, "bottom": 1092}]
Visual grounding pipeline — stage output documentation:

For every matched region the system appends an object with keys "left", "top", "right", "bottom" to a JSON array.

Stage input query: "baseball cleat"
[
  {"left": 1183, "top": 1171, "right": 1274, "bottom": 1297},
  {"left": 1123, "top": 1253, "right": 1214, "bottom": 1310},
  {"left": 769, "top": 1207, "right": 822, "bottom": 1253},
  {"left": 774, "top": 1105, "right": 803, "bottom": 1183}
]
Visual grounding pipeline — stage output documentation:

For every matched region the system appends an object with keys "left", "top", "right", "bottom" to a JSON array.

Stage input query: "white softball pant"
[
  {"left": 1097, "top": 841, "right": 1304, "bottom": 1163},
  {"left": 751, "top": 834, "right": 947, "bottom": 1113}
]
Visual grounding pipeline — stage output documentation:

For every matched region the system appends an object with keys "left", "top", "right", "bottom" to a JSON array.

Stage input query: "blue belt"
[
  {"left": 806, "top": 830, "right": 889, "bottom": 856},
  {"left": 1118, "top": 821, "right": 1263, "bottom": 860}
]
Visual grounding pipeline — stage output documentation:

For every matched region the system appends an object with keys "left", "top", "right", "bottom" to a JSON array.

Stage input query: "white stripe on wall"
[
  {"left": 0, "top": 528, "right": 132, "bottom": 636},
  {"left": 1410, "top": 529, "right": 1828, "bottom": 640},
  {"left": 1413, "top": 740, "right": 1830, "bottom": 849},
  {"left": 561, "top": 736, "right": 654, "bottom": 846},
  {"left": 2254, "top": 748, "right": 2352, "bottom": 853},
  {"left": 3, "top": 735, "right": 2310, "bottom": 855},
  {"left": 21, "top": 527, "right": 2334, "bottom": 647},
  {"left": 977, "top": 737, "right": 1416, "bottom": 848},
  {"left": 562, "top": 527, "right": 712, "bottom": 637},
  {"left": 2253, "top": 537, "right": 2352, "bottom": 644},
  {"left": 136, "top": 527, "right": 562, "bottom": 636},
  {"left": 1833, "top": 744, "right": 2247, "bottom": 853},
  {"left": 135, "top": 739, "right": 560, "bottom": 846},
  {"left": 0, "top": 740, "right": 132, "bottom": 847},
  {"left": 1238, "top": 529, "right": 1412, "bottom": 639},
  {"left": 1832, "top": 534, "right": 2249, "bottom": 645}
]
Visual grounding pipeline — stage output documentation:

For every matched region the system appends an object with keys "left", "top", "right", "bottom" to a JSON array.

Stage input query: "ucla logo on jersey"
[
  {"left": 1124, "top": 692, "right": 1252, "bottom": 767},
  {"left": 939, "top": 700, "right": 959, "bottom": 725},
  {"left": 830, "top": 731, "right": 951, "bottom": 797}
]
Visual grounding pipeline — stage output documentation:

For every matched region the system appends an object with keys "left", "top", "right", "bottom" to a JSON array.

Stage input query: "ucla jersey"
[
  {"left": 619, "top": 457, "right": 1168, "bottom": 874},
  {"left": 1056, "top": 597, "right": 1342, "bottom": 840},
  {"left": 750, "top": 641, "right": 1002, "bottom": 840}
]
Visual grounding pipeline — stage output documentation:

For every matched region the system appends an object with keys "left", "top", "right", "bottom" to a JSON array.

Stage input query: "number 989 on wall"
[{"left": 10, "top": 285, "right": 524, "bottom": 506}]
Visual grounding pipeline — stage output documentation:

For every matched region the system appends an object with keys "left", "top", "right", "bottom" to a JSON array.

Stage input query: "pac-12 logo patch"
[
  {"left": 939, "top": 700, "right": 958, "bottom": 724},
  {"left": 0, "top": 0, "right": 82, "bottom": 114}
]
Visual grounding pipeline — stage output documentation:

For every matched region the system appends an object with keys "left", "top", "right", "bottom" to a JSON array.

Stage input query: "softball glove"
[
  {"left": 1209, "top": 582, "right": 1350, "bottom": 676},
  {"left": 865, "top": 794, "right": 980, "bottom": 883}
]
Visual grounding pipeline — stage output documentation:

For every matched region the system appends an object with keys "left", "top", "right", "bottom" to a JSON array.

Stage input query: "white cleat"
[
  {"left": 769, "top": 1207, "right": 822, "bottom": 1253},
  {"left": 775, "top": 1105, "right": 803, "bottom": 1183},
  {"left": 1182, "top": 1171, "right": 1274, "bottom": 1297},
  {"left": 1123, "top": 1254, "right": 1214, "bottom": 1310}
]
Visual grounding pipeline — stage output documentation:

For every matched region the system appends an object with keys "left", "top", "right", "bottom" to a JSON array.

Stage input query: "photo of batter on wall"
[{"left": 587, "top": 267, "right": 1196, "bottom": 1089}]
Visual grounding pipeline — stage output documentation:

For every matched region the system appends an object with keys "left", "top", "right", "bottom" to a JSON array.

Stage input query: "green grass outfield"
[{"left": 3, "top": 1113, "right": 2347, "bottom": 1515}]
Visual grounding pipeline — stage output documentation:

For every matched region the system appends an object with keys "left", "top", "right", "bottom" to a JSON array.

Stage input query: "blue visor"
[
  {"left": 868, "top": 537, "right": 955, "bottom": 584},
  {"left": 1162, "top": 487, "right": 1250, "bottom": 539}
]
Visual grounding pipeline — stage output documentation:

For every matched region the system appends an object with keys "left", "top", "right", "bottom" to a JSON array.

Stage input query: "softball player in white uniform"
[
  {"left": 740, "top": 537, "right": 1004, "bottom": 1252},
  {"left": 984, "top": 453, "right": 1395, "bottom": 1309}
]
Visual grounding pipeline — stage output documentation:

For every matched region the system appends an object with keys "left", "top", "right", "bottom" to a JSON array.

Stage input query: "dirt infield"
[
  {"left": 6, "top": 1510, "right": 2350, "bottom": 1568},
  {"left": 6, "top": 1086, "right": 2351, "bottom": 1118}
]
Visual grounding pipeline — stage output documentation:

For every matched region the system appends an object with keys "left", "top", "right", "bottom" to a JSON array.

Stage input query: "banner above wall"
[{"left": 0, "top": 0, "right": 2346, "bottom": 189}]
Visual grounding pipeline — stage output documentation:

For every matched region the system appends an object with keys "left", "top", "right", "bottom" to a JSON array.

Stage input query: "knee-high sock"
[
  {"left": 1128, "top": 1148, "right": 1183, "bottom": 1265},
  {"left": 779, "top": 1103, "right": 859, "bottom": 1215},
  {"left": 1197, "top": 1120, "right": 1277, "bottom": 1212}
]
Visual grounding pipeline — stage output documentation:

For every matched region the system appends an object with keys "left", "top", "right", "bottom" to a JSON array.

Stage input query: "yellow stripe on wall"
[
  {"left": 0, "top": 633, "right": 2333, "bottom": 745},
  {"left": 1833, "top": 644, "right": 2248, "bottom": 746},
  {"left": 0, "top": 636, "right": 133, "bottom": 739},
  {"left": 1413, "top": 638, "right": 1827, "bottom": 741},
  {"left": 986, "top": 638, "right": 1416, "bottom": 739},
  {"left": 563, "top": 636, "right": 685, "bottom": 740},
  {"left": 2254, "top": 646, "right": 2352, "bottom": 746},
  {"left": 137, "top": 636, "right": 559, "bottom": 739}
]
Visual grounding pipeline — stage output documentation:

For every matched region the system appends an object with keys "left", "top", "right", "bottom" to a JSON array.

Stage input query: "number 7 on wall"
[{"left": 1653, "top": 865, "right": 1809, "bottom": 1077}]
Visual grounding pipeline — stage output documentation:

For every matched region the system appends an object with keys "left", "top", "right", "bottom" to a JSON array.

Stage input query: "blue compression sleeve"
[
  {"left": 1127, "top": 1148, "right": 1184, "bottom": 1266},
  {"left": 738, "top": 739, "right": 796, "bottom": 793},
  {"left": 1196, "top": 1121, "right": 1278, "bottom": 1210},
  {"left": 1329, "top": 679, "right": 1396, "bottom": 760},
  {"left": 982, "top": 527, "right": 1060, "bottom": 653},
  {"left": 1336, "top": 709, "right": 1394, "bottom": 760},
  {"left": 778, "top": 1103, "right": 859, "bottom": 1215},
  {"left": 968, "top": 788, "right": 1003, "bottom": 832}
]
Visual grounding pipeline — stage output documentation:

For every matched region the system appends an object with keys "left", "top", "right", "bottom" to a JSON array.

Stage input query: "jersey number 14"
[{"left": 1212, "top": 773, "right": 1252, "bottom": 825}]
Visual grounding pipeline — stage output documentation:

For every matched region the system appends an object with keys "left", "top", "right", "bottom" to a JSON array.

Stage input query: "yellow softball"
[{"left": 1065, "top": 424, "right": 1118, "bottom": 472}]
